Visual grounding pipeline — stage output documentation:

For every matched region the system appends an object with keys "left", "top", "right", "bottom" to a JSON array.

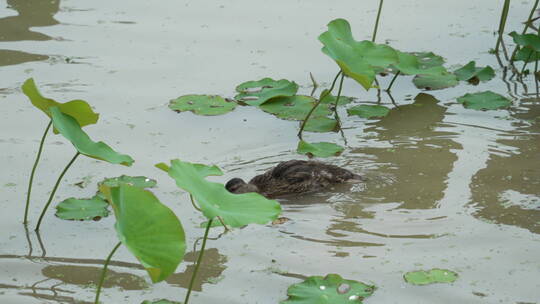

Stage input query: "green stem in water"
[
  {"left": 372, "top": 0, "right": 384, "bottom": 42},
  {"left": 34, "top": 152, "right": 80, "bottom": 231},
  {"left": 495, "top": 0, "right": 511, "bottom": 56},
  {"left": 184, "top": 218, "right": 213, "bottom": 304},
  {"left": 332, "top": 73, "right": 346, "bottom": 127},
  {"left": 24, "top": 120, "right": 52, "bottom": 225},
  {"left": 94, "top": 242, "right": 121, "bottom": 304},
  {"left": 386, "top": 71, "right": 401, "bottom": 92},
  {"left": 298, "top": 70, "right": 342, "bottom": 139}
]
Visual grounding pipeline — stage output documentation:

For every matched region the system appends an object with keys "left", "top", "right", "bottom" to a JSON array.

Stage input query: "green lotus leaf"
[
  {"left": 235, "top": 78, "right": 299, "bottom": 106},
  {"left": 304, "top": 117, "right": 338, "bottom": 133},
  {"left": 320, "top": 91, "right": 354, "bottom": 106},
  {"left": 297, "top": 141, "right": 344, "bottom": 158},
  {"left": 156, "top": 159, "right": 281, "bottom": 227},
  {"left": 347, "top": 105, "right": 390, "bottom": 118},
  {"left": 22, "top": 78, "right": 99, "bottom": 133},
  {"left": 457, "top": 91, "right": 511, "bottom": 110},
  {"left": 169, "top": 94, "right": 236, "bottom": 116},
  {"left": 319, "top": 18, "right": 399, "bottom": 90},
  {"left": 141, "top": 300, "right": 181, "bottom": 304},
  {"left": 454, "top": 61, "right": 495, "bottom": 83},
  {"left": 412, "top": 72, "right": 459, "bottom": 90},
  {"left": 411, "top": 52, "right": 445, "bottom": 69},
  {"left": 281, "top": 274, "right": 375, "bottom": 304},
  {"left": 509, "top": 31, "right": 540, "bottom": 51},
  {"left": 392, "top": 51, "right": 447, "bottom": 76},
  {"left": 404, "top": 268, "right": 458, "bottom": 285},
  {"left": 50, "top": 107, "right": 134, "bottom": 166},
  {"left": 259, "top": 95, "right": 332, "bottom": 121},
  {"left": 99, "top": 175, "right": 157, "bottom": 189},
  {"left": 55, "top": 196, "right": 109, "bottom": 221},
  {"left": 513, "top": 46, "right": 540, "bottom": 63},
  {"left": 99, "top": 184, "right": 186, "bottom": 283}
]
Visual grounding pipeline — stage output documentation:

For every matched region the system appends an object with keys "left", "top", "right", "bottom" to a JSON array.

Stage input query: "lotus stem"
[
  {"left": 333, "top": 74, "right": 348, "bottom": 145},
  {"left": 184, "top": 218, "right": 213, "bottom": 304},
  {"left": 24, "top": 120, "right": 52, "bottom": 224},
  {"left": 386, "top": 71, "right": 401, "bottom": 92},
  {"left": 189, "top": 195, "right": 202, "bottom": 212},
  {"left": 309, "top": 72, "right": 319, "bottom": 97},
  {"left": 34, "top": 152, "right": 80, "bottom": 231},
  {"left": 495, "top": 0, "right": 511, "bottom": 58},
  {"left": 94, "top": 241, "right": 121, "bottom": 304},
  {"left": 298, "top": 70, "right": 342, "bottom": 139},
  {"left": 372, "top": 0, "right": 384, "bottom": 42}
]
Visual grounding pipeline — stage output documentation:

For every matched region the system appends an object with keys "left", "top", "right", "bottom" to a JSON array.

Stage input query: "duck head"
[{"left": 225, "top": 178, "right": 259, "bottom": 194}]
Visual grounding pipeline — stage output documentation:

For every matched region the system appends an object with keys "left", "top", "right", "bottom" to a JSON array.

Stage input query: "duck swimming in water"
[{"left": 225, "top": 160, "right": 364, "bottom": 198}]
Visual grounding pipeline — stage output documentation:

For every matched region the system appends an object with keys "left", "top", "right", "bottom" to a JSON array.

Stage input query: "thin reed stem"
[
  {"left": 372, "top": 0, "right": 384, "bottom": 42},
  {"left": 184, "top": 219, "right": 213, "bottom": 304},
  {"left": 94, "top": 242, "right": 122, "bottom": 304}
]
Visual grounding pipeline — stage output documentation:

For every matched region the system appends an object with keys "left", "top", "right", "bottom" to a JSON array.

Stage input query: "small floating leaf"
[
  {"left": 392, "top": 51, "right": 447, "bottom": 76},
  {"left": 235, "top": 78, "right": 298, "bottom": 106},
  {"left": 319, "top": 18, "right": 398, "bottom": 90},
  {"left": 50, "top": 107, "right": 134, "bottom": 166},
  {"left": 413, "top": 72, "right": 459, "bottom": 90},
  {"left": 99, "top": 184, "right": 186, "bottom": 283},
  {"left": 55, "top": 196, "right": 109, "bottom": 221},
  {"left": 304, "top": 117, "right": 338, "bottom": 133},
  {"left": 281, "top": 274, "right": 375, "bottom": 304},
  {"left": 22, "top": 78, "right": 99, "bottom": 133},
  {"left": 156, "top": 160, "right": 281, "bottom": 227},
  {"left": 453, "top": 61, "right": 495, "bottom": 83},
  {"left": 169, "top": 94, "right": 236, "bottom": 116},
  {"left": 141, "top": 300, "right": 181, "bottom": 304},
  {"left": 411, "top": 52, "right": 445, "bottom": 69},
  {"left": 347, "top": 105, "right": 389, "bottom": 119},
  {"left": 260, "top": 95, "right": 331, "bottom": 120},
  {"left": 404, "top": 268, "right": 458, "bottom": 285},
  {"left": 457, "top": 91, "right": 511, "bottom": 110},
  {"left": 320, "top": 91, "right": 354, "bottom": 106},
  {"left": 99, "top": 175, "right": 157, "bottom": 189},
  {"left": 297, "top": 141, "right": 344, "bottom": 158}
]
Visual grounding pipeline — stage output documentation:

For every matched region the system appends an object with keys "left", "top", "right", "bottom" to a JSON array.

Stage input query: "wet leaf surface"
[
  {"left": 320, "top": 91, "right": 354, "bottom": 106},
  {"left": 50, "top": 107, "right": 134, "bottom": 166},
  {"left": 347, "top": 105, "right": 390, "bottom": 118},
  {"left": 411, "top": 52, "right": 445, "bottom": 69},
  {"left": 235, "top": 78, "right": 298, "bottom": 106},
  {"left": 55, "top": 196, "right": 109, "bottom": 221},
  {"left": 304, "top": 117, "right": 338, "bottom": 133},
  {"left": 392, "top": 51, "right": 447, "bottom": 76},
  {"left": 169, "top": 94, "right": 236, "bottom": 116},
  {"left": 404, "top": 268, "right": 458, "bottom": 285},
  {"left": 457, "top": 91, "right": 511, "bottom": 110},
  {"left": 281, "top": 274, "right": 375, "bottom": 303},
  {"left": 297, "top": 140, "right": 344, "bottom": 158},
  {"left": 156, "top": 159, "right": 281, "bottom": 227},
  {"left": 453, "top": 61, "right": 495, "bottom": 83},
  {"left": 319, "top": 18, "right": 398, "bottom": 90},
  {"left": 413, "top": 72, "right": 459, "bottom": 90},
  {"left": 99, "top": 184, "right": 186, "bottom": 283},
  {"left": 259, "top": 95, "right": 331, "bottom": 120}
]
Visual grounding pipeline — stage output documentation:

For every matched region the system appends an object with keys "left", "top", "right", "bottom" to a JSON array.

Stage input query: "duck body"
[{"left": 225, "top": 160, "right": 363, "bottom": 198}]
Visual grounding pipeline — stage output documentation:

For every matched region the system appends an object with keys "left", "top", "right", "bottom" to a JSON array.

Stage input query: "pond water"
[{"left": 1, "top": 0, "right": 539, "bottom": 303}]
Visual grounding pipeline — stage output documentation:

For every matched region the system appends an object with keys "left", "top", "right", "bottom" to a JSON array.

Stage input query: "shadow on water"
[{"left": 469, "top": 101, "right": 540, "bottom": 234}]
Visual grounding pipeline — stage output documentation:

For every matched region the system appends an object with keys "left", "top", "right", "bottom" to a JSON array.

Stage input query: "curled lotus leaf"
[
  {"left": 235, "top": 78, "right": 299, "bottom": 106},
  {"left": 453, "top": 61, "right": 495, "bottom": 83},
  {"left": 22, "top": 78, "right": 99, "bottom": 133},
  {"left": 281, "top": 274, "right": 375, "bottom": 304},
  {"left": 169, "top": 94, "right": 236, "bottom": 116},
  {"left": 297, "top": 140, "right": 344, "bottom": 158}
]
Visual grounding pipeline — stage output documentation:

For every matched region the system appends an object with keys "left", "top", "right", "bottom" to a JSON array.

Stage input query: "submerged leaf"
[
  {"left": 404, "top": 268, "right": 458, "bottom": 285},
  {"left": 347, "top": 105, "right": 389, "bottom": 119},
  {"left": 319, "top": 18, "right": 398, "bottom": 90},
  {"left": 413, "top": 72, "right": 459, "bottom": 90},
  {"left": 50, "top": 107, "right": 134, "bottom": 166},
  {"left": 157, "top": 159, "right": 281, "bottom": 227},
  {"left": 169, "top": 94, "right": 236, "bottom": 116},
  {"left": 453, "top": 61, "right": 495, "bottom": 83},
  {"left": 457, "top": 91, "right": 511, "bottom": 110},
  {"left": 235, "top": 78, "right": 298, "bottom": 106},
  {"left": 99, "top": 184, "right": 186, "bottom": 283},
  {"left": 22, "top": 78, "right": 99, "bottom": 132},
  {"left": 259, "top": 95, "right": 331, "bottom": 121},
  {"left": 281, "top": 274, "right": 375, "bottom": 304},
  {"left": 55, "top": 196, "right": 109, "bottom": 221},
  {"left": 297, "top": 141, "right": 344, "bottom": 158}
]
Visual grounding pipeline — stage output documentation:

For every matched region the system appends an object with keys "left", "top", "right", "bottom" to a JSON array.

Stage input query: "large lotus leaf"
[
  {"left": 509, "top": 31, "right": 540, "bottom": 51},
  {"left": 169, "top": 94, "right": 236, "bottom": 116},
  {"left": 392, "top": 51, "right": 447, "bottom": 76},
  {"left": 50, "top": 107, "right": 134, "bottom": 166},
  {"left": 304, "top": 117, "right": 338, "bottom": 133},
  {"left": 513, "top": 46, "right": 540, "bottom": 63},
  {"left": 411, "top": 52, "right": 445, "bottom": 69},
  {"left": 457, "top": 91, "right": 511, "bottom": 110},
  {"left": 235, "top": 78, "right": 299, "bottom": 106},
  {"left": 453, "top": 61, "right": 495, "bottom": 83},
  {"left": 281, "top": 274, "right": 375, "bottom": 304},
  {"left": 55, "top": 196, "right": 109, "bottom": 221},
  {"left": 319, "top": 18, "right": 398, "bottom": 90},
  {"left": 259, "top": 95, "right": 332, "bottom": 121},
  {"left": 99, "top": 184, "right": 186, "bottom": 283},
  {"left": 347, "top": 105, "right": 389, "bottom": 118},
  {"left": 412, "top": 72, "right": 459, "bottom": 90},
  {"left": 156, "top": 159, "right": 281, "bottom": 227},
  {"left": 22, "top": 78, "right": 99, "bottom": 133},
  {"left": 297, "top": 141, "right": 344, "bottom": 158},
  {"left": 404, "top": 268, "right": 458, "bottom": 285}
]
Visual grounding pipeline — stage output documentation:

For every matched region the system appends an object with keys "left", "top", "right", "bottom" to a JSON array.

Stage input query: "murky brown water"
[{"left": 1, "top": 0, "right": 539, "bottom": 303}]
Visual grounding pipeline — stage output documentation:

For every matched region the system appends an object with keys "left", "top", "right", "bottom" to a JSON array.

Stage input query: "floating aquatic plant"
[
  {"left": 457, "top": 91, "right": 511, "bottom": 110},
  {"left": 347, "top": 105, "right": 390, "bottom": 119},
  {"left": 413, "top": 72, "right": 459, "bottom": 91},
  {"left": 235, "top": 78, "right": 299, "bottom": 106},
  {"left": 453, "top": 61, "right": 495, "bottom": 83},
  {"left": 297, "top": 140, "right": 344, "bottom": 158},
  {"left": 169, "top": 94, "right": 236, "bottom": 116},
  {"left": 404, "top": 268, "right": 458, "bottom": 285}
]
